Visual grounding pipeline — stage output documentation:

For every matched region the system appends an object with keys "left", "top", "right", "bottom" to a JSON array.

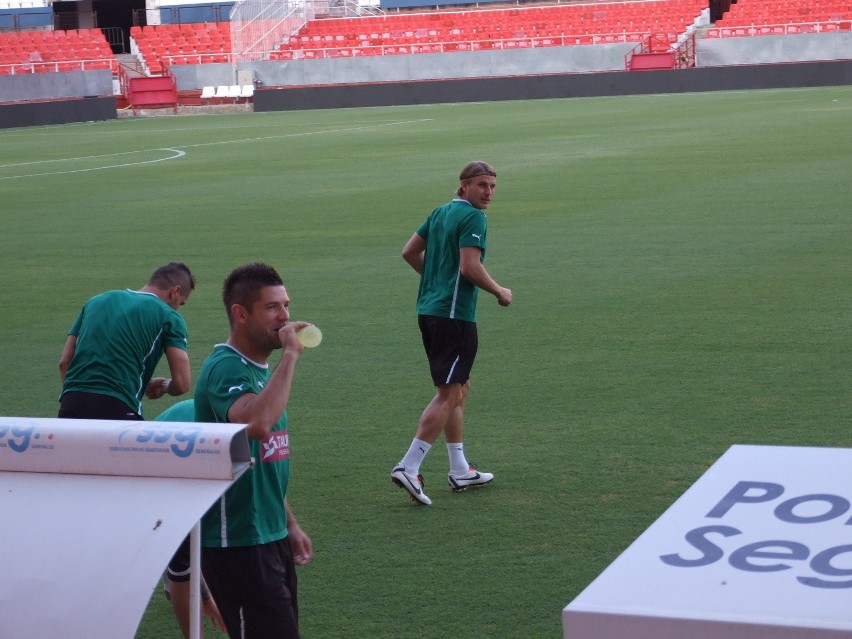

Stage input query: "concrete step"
[{"left": 115, "top": 53, "right": 146, "bottom": 77}]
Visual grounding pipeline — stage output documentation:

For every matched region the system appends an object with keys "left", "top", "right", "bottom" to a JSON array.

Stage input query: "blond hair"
[{"left": 457, "top": 161, "right": 497, "bottom": 197}]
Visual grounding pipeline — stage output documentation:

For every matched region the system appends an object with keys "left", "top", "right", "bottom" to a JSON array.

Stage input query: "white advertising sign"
[
  {"left": 563, "top": 445, "right": 852, "bottom": 639},
  {"left": 0, "top": 417, "right": 251, "bottom": 639},
  {"left": 0, "top": 416, "right": 251, "bottom": 479}
]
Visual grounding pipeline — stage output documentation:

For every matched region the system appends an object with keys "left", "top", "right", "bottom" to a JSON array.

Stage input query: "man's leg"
[
  {"left": 392, "top": 383, "right": 465, "bottom": 505},
  {"left": 443, "top": 381, "right": 494, "bottom": 491},
  {"left": 164, "top": 572, "right": 224, "bottom": 638},
  {"left": 241, "top": 539, "right": 300, "bottom": 639},
  {"left": 201, "top": 548, "right": 244, "bottom": 639},
  {"left": 203, "top": 543, "right": 300, "bottom": 639},
  {"left": 442, "top": 380, "right": 469, "bottom": 445},
  {"left": 445, "top": 381, "right": 472, "bottom": 476},
  {"left": 415, "top": 383, "right": 465, "bottom": 444}
]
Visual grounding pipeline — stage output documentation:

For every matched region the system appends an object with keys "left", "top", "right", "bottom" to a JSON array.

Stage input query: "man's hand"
[
  {"left": 145, "top": 377, "right": 171, "bottom": 399},
  {"left": 277, "top": 322, "right": 309, "bottom": 353},
  {"left": 202, "top": 593, "right": 226, "bottom": 633},
  {"left": 496, "top": 287, "right": 512, "bottom": 307},
  {"left": 289, "top": 522, "right": 314, "bottom": 566}
]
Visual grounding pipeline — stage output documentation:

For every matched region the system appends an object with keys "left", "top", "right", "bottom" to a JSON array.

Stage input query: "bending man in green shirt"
[{"left": 58, "top": 262, "right": 195, "bottom": 420}]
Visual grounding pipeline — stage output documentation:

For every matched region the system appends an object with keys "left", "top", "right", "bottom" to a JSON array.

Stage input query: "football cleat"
[
  {"left": 448, "top": 466, "right": 494, "bottom": 491},
  {"left": 391, "top": 465, "right": 432, "bottom": 505}
]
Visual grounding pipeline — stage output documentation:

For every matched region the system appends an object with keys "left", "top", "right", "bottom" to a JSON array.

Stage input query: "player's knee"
[{"left": 439, "top": 382, "right": 467, "bottom": 407}]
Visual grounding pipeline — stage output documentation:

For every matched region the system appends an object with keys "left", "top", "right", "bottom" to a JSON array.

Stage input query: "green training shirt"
[
  {"left": 61, "top": 289, "right": 189, "bottom": 417},
  {"left": 415, "top": 198, "right": 488, "bottom": 322},
  {"left": 195, "top": 344, "right": 290, "bottom": 548},
  {"left": 155, "top": 399, "right": 195, "bottom": 422}
]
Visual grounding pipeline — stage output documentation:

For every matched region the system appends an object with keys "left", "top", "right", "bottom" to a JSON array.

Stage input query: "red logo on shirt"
[{"left": 260, "top": 430, "right": 289, "bottom": 462}]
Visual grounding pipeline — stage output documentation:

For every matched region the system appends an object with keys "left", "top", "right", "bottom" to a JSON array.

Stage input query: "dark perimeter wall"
[
  {"left": 0, "top": 69, "right": 116, "bottom": 129},
  {"left": 254, "top": 59, "right": 852, "bottom": 112},
  {"left": 0, "top": 96, "right": 116, "bottom": 129}
]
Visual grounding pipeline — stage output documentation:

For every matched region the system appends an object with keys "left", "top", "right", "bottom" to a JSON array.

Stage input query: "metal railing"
[
  {"left": 333, "top": 0, "right": 385, "bottom": 18},
  {"left": 101, "top": 26, "right": 127, "bottom": 53},
  {"left": 161, "top": 52, "right": 235, "bottom": 66},
  {"left": 230, "top": 0, "right": 314, "bottom": 62},
  {"left": 269, "top": 29, "right": 651, "bottom": 60},
  {"left": 0, "top": 58, "right": 118, "bottom": 74},
  {"left": 705, "top": 20, "right": 851, "bottom": 37},
  {"left": 623, "top": 31, "right": 695, "bottom": 69}
]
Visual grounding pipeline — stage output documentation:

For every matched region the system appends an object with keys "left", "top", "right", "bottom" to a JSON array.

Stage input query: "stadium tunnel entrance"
[{"left": 53, "top": 0, "right": 142, "bottom": 54}]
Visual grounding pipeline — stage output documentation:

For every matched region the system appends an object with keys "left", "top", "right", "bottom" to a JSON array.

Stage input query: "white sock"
[
  {"left": 400, "top": 439, "right": 431, "bottom": 475},
  {"left": 447, "top": 442, "right": 469, "bottom": 476}
]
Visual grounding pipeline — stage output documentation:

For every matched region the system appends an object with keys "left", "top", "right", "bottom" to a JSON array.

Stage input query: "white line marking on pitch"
[
  {"left": 0, "top": 148, "right": 186, "bottom": 179},
  {"left": 0, "top": 119, "right": 433, "bottom": 179}
]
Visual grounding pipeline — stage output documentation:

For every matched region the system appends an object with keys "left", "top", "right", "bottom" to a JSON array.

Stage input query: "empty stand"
[
  {"left": 0, "top": 28, "right": 117, "bottom": 75},
  {"left": 130, "top": 22, "right": 232, "bottom": 75},
  {"left": 707, "top": 0, "right": 852, "bottom": 37},
  {"left": 2, "top": 1, "right": 709, "bottom": 77},
  {"left": 274, "top": 0, "right": 707, "bottom": 59}
]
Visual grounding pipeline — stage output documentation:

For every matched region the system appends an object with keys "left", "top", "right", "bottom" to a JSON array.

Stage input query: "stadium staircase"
[{"left": 626, "top": 32, "right": 696, "bottom": 70}]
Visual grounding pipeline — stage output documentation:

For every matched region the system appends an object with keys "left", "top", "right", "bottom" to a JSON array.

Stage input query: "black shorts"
[
  {"left": 166, "top": 535, "right": 191, "bottom": 582},
  {"left": 202, "top": 538, "right": 300, "bottom": 639},
  {"left": 58, "top": 391, "right": 142, "bottom": 420},
  {"left": 418, "top": 314, "right": 478, "bottom": 386}
]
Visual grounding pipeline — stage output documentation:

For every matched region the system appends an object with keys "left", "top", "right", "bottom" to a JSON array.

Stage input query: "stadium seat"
[
  {"left": 131, "top": 22, "right": 234, "bottom": 70},
  {"left": 714, "top": 0, "right": 850, "bottom": 34},
  {"left": 0, "top": 27, "right": 116, "bottom": 74},
  {"left": 273, "top": 0, "right": 707, "bottom": 58},
  {"left": 200, "top": 85, "right": 216, "bottom": 99}
]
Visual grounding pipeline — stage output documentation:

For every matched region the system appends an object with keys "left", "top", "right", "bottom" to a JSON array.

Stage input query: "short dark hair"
[
  {"left": 222, "top": 262, "right": 284, "bottom": 326},
  {"left": 148, "top": 262, "right": 195, "bottom": 293}
]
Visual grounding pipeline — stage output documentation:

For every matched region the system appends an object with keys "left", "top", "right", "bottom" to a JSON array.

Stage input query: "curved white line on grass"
[
  {"left": 0, "top": 148, "right": 186, "bottom": 180},
  {"left": 0, "top": 118, "right": 431, "bottom": 180}
]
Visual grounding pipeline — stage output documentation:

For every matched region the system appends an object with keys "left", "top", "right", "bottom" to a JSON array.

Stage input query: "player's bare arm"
[
  {"left": 286, "top": 499, "right": 314, "bottom": 565},
  {"left": 58, "top": 335, "right": 77, "bottom": 384},
  {"left": 402, "top": 232, "right": 426, "bottom": 274},
  {"left": 228, "top": 323, "right": 307, "bottom": 440},
  {"left": 459, "top": 247, "right": 512, "bottom": 307}
]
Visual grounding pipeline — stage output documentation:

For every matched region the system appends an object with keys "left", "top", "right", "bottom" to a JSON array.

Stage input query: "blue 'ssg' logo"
[
  {"left": 117, "top": 425, "right": 202, "bottom": 458},
  {"left": 660, "top": 481, "right": 852, "bottom": 589},
  {"left": 0, "top": 423, "right": 51, "bottom": 453}
]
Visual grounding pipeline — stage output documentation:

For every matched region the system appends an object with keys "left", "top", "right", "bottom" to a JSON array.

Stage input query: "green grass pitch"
[{"left": 1, "top": 86, "right": 851, "bottom": 639}]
